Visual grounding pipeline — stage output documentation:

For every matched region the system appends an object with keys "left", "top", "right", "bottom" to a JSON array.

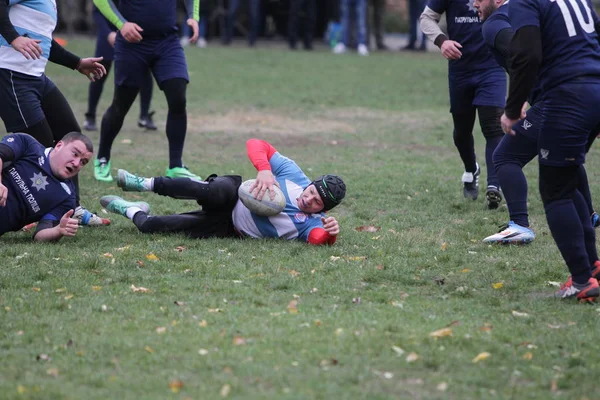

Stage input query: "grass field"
[{"left": 2, "top": 38, "right": 600, "bottom": 400}]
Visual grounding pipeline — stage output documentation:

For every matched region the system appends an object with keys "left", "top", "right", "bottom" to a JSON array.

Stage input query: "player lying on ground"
[
  {"left": 0, "top": 132, "right": 94, "bottom": 241},
  {"left": 100, "top": 139, "right": 346, "bottom": 245}
]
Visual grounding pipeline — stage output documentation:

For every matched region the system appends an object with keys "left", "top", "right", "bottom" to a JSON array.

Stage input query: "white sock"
[
  {"left": 125, "top": 207, "right": 143, "bottom": 220},
  {"left": 144, "top": 178, "right": 154, "bottom": 191}
]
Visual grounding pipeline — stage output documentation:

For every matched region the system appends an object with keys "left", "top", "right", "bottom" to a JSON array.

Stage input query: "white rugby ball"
[{"left": 238, "top": 179, "right": 286, "bottom": 216}]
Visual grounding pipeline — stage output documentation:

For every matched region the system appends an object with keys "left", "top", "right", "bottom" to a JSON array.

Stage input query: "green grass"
[{"left": 2, "top": 38, "right": 600, "bottom": 400}]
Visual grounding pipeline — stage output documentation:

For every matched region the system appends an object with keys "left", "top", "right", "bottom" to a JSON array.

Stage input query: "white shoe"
[
  {"left": 180, "top": 37, "right": 190, "bottom": 47},
  {"left": 73, "top": 206, "right": 111, "bottom": 226},
  {"left": 482, "top": 221, "right": 535, "bottom": 244},
  {"left": 333, "top": 43, "right": 346, "bottom": 54},
  {"left": 358, "top": 44, "right": 369, "bottom": 56},
  {"left": 196, "top": 38, "right": 207, "bottom": 48}
]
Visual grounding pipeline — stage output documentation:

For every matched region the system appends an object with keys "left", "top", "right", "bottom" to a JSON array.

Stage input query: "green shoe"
[
  {"left": 100, "top": 195, "right": 150, "bottom": 217},
  {"left": 94, "top": 158, "right": 113, "bottom": 182},
  {"left": 117, "top": 169, "right": 149, "bottom": 192},
  {"left": 165, "top": 166, "right": 201, "bottom": 180}
]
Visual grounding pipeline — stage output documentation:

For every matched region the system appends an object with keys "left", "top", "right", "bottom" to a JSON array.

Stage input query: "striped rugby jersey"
[
  {"left": 232, "top": 152, "right": 325, "bottom": 241},
  {"left": 0, "top": 0, "right": 57, "bottom": 76}
]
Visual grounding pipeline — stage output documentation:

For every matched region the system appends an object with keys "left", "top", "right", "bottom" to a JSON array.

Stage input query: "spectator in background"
[
  {"left": 369, "top": 0, "right": 387, "bottom": 50},
  {"left": 223, "top": 0, "right": 261, "bottom": 47},
  {"left": 333, "top": 0, "right": 369, "bottom": 56},
  {"left": 84, "top": 5, "right": 156, "bottom": 132},
  {"left": 288, "top": 0, "right": 316, "bottom": 50},
  {"left": 404, "top": 0, "right": 427, "bottom": 51},
  {"left": 325, "top": 0, "right": 342, "bottom": 48}
]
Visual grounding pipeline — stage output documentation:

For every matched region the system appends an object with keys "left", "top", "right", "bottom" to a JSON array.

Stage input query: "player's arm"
[
  {"left": 307, "top": 217, "right": 340, "bottom": 245},
  {"left": 93, "top": 0, "right": 126, "bottom": 30},
  {"left": 184, "top": 0, "right": 201, "bottom": 21},
  {"left": 419, "top": 3, "right": 463, "bottom": 60},
  {"left": 492, "top": 28, "right": 513, "bottom": 71},
  {"left": 48, "top": 40, "right": 81, "bottom": 69},
  {"left": 246, "top": 139, "right": 279, "bottom": 199},
  {"left": 504, "top": 26, "right": 541, "bottom": 119},
  {"left": 33, "top": 210, "right": 78, "bottom": 242},
  {"left": 0, "top": 144, "right": 13, "bottom": 207},
  {"left": 0, "top": 0, "right": 42, "bottom": 59}
]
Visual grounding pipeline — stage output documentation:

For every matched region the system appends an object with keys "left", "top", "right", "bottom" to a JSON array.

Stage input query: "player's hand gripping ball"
[{"left": 238, "top": 179, "right": 286, "bottom": 216}]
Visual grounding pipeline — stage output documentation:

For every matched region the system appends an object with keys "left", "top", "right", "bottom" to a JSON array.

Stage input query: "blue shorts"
[
  {"left": 493, "top": 104, "right": 541, "bottom": 167},
  {"left": 93, "top": 8, "right": 115, "bottom": 61},
  {"left": 114, "top": 33, "right": 188, "bottom": 88},
  {"left": 0, "top": 69, "right": 56, "bottom": 132},
  {"left": 536, "top": 81, "right": 600, "bottom": 166},
  {"left": 448, "top": 68, "right": 506, "bottom": 114}
]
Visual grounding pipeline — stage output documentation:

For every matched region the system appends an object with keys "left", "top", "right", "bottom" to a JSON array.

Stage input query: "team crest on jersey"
[
  {"left": 467, "top": 0, "right": 477, "bottom": 13},
  {"left": 294, "top": 212, "right": 308, "bottom": 223},
  {"left": 522, "top": 120, "right": 532, "bottom": 130},
  {"left": 38, "top": 156, "right": 45, "bottom": 166},
  {"left": 61, "top": 182, "right": 71, "bottom": 195},
  {"left": 30, "top": 172, "right": 49, "bottom": 191},
  {"left": 6, "top": 137, "right": 14, "bottom": 142},
  {"left": 540, "top": 149, "right": 549, "bottom": 159}
]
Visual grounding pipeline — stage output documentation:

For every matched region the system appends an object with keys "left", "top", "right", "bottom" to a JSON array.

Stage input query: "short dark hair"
[{"left": 60, "top": 132, "right": 93, "bottom": 153}]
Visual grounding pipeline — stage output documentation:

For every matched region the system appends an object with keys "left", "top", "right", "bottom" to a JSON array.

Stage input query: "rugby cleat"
[
  {"left": 117, "top": 169, "right": 150, "bottom": 192},
  {"left": 100, "top": 196, "right": 150, "bottom": 218},
  {"left": 165, "top": 166, "right": 201, "bottom": 180},
  {"left": 554, "top": 277, "right": 600, "bottom": 301},
  {"left": 138, "top": 111, "right": 157, "bottom": 130},
  {"left": 83, "top": 115, "right": 97, "bottom": 131},
  {"left": 486, "top": 185, "right": 503, "bottom": 210},
  {"left": 73, "top": 206, "right": 111, "bottom": 226},
  {"left": 94, "top": 158, "right": 113, "bottom": 182},
  {"left": 482, "top": 221, "right": 535, "bottom": 244},
  {"left": 462, "top": 163, "right": 480, "bottom": 200}
]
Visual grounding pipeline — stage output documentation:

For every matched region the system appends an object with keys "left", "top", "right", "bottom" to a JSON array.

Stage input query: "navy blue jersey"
[
  {"left": 428, "top": 0, "right": 499, "bottom": 72},
  {"left": 0, "top": 134, "right": 76, "bottom": 235},
  {"left": 509, "top": 0, "right": 600, "bottom": 91},
  {"left": 117, "top": 0, "right": 179, "bottom": 38},
  {"left": 482, "top": 2, "right": 511, "bottom": 69}
]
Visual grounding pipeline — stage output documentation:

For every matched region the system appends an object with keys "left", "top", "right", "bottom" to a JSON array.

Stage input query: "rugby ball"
[{"left": 238, "top": 179, "right": 286, "bottom": 216}]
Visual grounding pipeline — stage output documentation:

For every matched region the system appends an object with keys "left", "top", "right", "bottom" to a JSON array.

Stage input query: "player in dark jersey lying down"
[{"left": 0, "top": 132, "right": 94, "bottom": 241}]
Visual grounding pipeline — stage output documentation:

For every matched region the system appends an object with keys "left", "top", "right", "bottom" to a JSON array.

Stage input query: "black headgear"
[{"left": 311, "top": 175, "right": 346, "bottom": 211}]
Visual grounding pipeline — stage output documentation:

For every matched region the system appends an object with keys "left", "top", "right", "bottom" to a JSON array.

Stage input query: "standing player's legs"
[
  {"left": 539, "top": 83, "right": 600, "bottom": 299},
  {"left": 84, "top": 59, "right": 113, "bottom": 131},
  {"left": 449, "top": 72, "right": 479, "bottom": 200},
  {"left": 473, "top": 69, "right": 506, "bottom": 208},
  {"left": 152, "top": 35, "right": 200, "bottom": 179}
]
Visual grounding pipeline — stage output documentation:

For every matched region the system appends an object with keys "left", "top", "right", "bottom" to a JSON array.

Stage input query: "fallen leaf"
[
  {"left": 376, "top": 265, "right": 385, "bottom": 270},
  {"left": 220, "top": 384, "right": 231, "bottom": 397},
  {"left": 156, "top": 327, "right": 166, "bottom": 334},
  {"left": 46, "top": 368, "right": 59, "bottom": 377},
  {"left": 310, "top": 288, "right": 318, "bottom": 293},
  {"left": 522, "top": 352, "right": 533, "bottom": 360},
  {"left": 175, "top": 246, "right": 186, "bottom": 252},
  {"left": 346, "top": 256, "right": 367, "bottom": 261},
  {"left": 468, "top": 251, "right": 478, "bottom": 254},
  {"left": 55, "top": 288, "right": 66, "bottom": 293},
  {"left": 168, "top": 379, "right": 183, "bottom": 393},
  {"left": 547, "top": 281, "right": 561, "bottom": 287},
  {"left": 512, "top": 310, "right": 529, "bottom": 317},
  {"left": 136, "top": 260, "right": 145, "bottom": 268},
  {"left": 406, "top": 352, "right": 419, "bottom": 363},
  {"left": 131, "top": 285, "right": 150, "bottom": 293},
  {"left": 330, "top": 256, "right": 340, "bottom": 261},
  {"left": 429, "top": 328, "right": 453, "bottom": 338},
  {"left": 146, "top": 253, "right": 159, "bottom": 261},
  {"left": 232, "top": 336, "right": 246, "bottom": 345},
  {"left": 335, "top": 328, "right": 343, "bottom": 336},
  {"left": 116, "top": 245, "right": 130, "bottom": 251},
  {"left": 461, "top": 268, "right": 472, "bottom": 273},
  {"left": 174, "top": 301, "right": 185, "bottom": 306},
  {"left": 355, "top": 225, "right": 380, "bottom": 232},
  {"left": 440, "top": 242, "right": 448, "bottom": 251},
  {"left": 391, "top": 345, "right": 405, "bottom": 356},
  {"left": 16, "top": 252, "right": 29, "bottom": 259},
  {"left": 120, "top": 139, "right": 132, "bottom": 144},
  {"left": 352, "top": 297, "right": 361, "bottom": 304},
  {"left": 144, "top": 346, "right": 154, "bottom": 353},
  {"left": 199, "top": 320, "right": 207, "bottom": 327},
  {"left": 492, "top": 282, "right": 504, "bottom": 289},
  {"left": 289, "top": 270, "right": 300, "bottom": 278},
  {"left": 551, "top": 379, "right": 558, "bottom": 393},
  {"left": 287, "top": 300, "right": 298, "bottom": 314},
  {"left": 64, "top": 294, "right": 73, "bottom": 300},
  {"left": 101, "top": 304, "right": 108, "bottom": 312},
  {"left": 208, "top": 308, "right": 222, "bottom": 313},
  {"left": 314, "top": 320, "right": 322, "bottom": 326},
  {"left": 92, "top": 286, "right": 102, "bottom": 291},
  {"left": 103, "top": 253, "right": 113, "bottom": 258},
  {"left": 437, "top": 382, "right": 448, "bottom": 391},
  {"left": 32, "top": 287, "right": 40, "bottom": 292},
  {"left": 17, "top": 385, "right": 26, "bottom": 394},
  {"left": 479, "top": 324, "right": 493, "bottom": 332},
  {"left": 198, "top": 348, "right": 209, "bottom": 356},
  {"left": 36, "top": 354, "right": 51, "bottom": 361},
  {"left": 472, "top": 352, "right": 491, "bottom": 363}
]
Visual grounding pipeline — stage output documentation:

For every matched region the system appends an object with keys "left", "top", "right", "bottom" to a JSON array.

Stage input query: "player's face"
[
  {"left": 473, "top": 0, "right": 496, "bottom": 21},
  {"left": 297, "top": 184, "right": 325, "bottom": 213},
  {"left": 51, "top": 140, "right": 93, "bottom": 179}
]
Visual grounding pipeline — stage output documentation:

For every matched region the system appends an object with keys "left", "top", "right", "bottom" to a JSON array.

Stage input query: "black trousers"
[
  {"left": 132, "top": 174, "right": 242, "bottom": 239},
  {"left": 288, "top": 0, "right": 317, "bottom": 48}
]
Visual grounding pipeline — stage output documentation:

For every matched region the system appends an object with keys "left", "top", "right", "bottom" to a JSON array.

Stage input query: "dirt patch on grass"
[{"left": 187, "top": 110, "right": 356, "bottom": 136}]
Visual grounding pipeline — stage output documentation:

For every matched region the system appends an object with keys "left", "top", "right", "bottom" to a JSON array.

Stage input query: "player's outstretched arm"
[{"left": 33, "top": 210, "right": 79, "bottom": 242}]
